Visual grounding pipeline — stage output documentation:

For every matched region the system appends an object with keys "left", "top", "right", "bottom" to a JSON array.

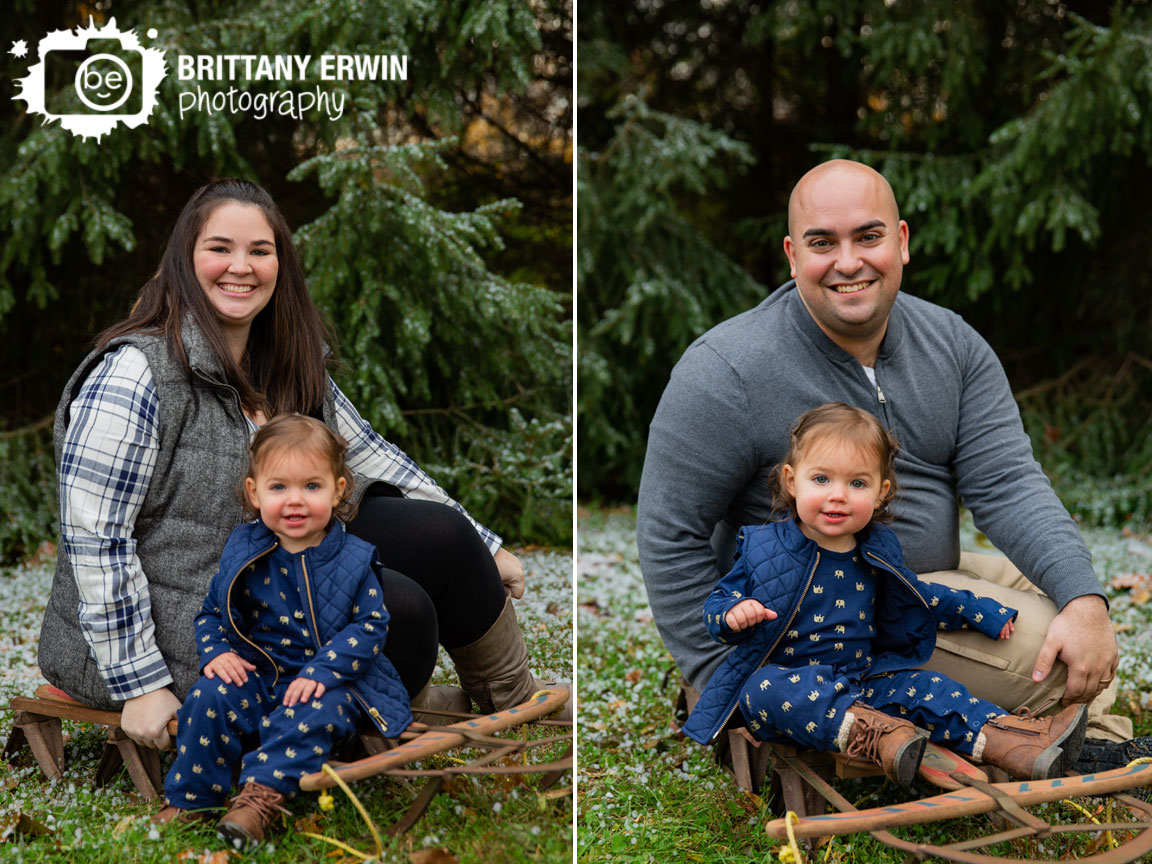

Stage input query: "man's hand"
[
  {"left": 724, "top": 598, "right": 777, "bottom": 632},
  {"left": 121, "top": 687, "right": 182, "bottom": 750},
  {"left": 1032, "top": 595, "right": 1118, "bottom": 704},
  {"left": 495, "top": 547, "right": 525, "bottom": 599},
  {"left": 203, "top": 651, "right": 257, "bottom": 686}
]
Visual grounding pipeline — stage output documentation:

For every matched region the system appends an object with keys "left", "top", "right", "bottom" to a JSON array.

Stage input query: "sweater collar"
[{"left": 779, "top": 279, "right": 905, "bottom": 363}]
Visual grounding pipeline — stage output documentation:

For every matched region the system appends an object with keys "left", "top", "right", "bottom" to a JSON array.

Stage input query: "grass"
[
  {"left": 0, "top": 546, "right": 573, "bottom": 863},
  {"left": 576, "top": 507, "right": 1152, "bottom": 863}
]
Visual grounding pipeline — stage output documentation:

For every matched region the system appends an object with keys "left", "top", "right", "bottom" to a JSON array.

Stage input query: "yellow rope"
[
  {"left": 775, "top": 810, "right": 805, "bottom": 864},
  {"left": 298, "top": 831, "right": 372, "bottom": 860},
  {"left": 1056, "top": 755, "right": 1152, "bottom": 850},
  {"left": 301, "top": 764, "right": 384, "bottom": 860},
  {"left": 1060, "top": 796, "right": 1100, "bottom": 823}
]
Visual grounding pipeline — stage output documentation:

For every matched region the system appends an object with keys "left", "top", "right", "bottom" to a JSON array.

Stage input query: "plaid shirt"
[{"left": 58, "top": 344, "right": 500, "bottom": 700}]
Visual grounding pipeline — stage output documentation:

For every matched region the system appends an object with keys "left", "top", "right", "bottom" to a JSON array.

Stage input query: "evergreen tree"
[
  {"left": 578, "top": 1, "right": 1152, "bottom": 515},
  {"left": 0, "top": 0, "right": 572, "bottom": 561}
]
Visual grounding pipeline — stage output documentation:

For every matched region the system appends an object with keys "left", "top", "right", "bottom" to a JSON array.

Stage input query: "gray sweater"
[{"left": 636, "top": 281, "right": 1102, "bottom": 691}]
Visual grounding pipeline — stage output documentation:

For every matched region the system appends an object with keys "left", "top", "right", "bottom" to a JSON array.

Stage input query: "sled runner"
[
  {"left": 300, "top": 687, "right": 571, "bottom": 835},
  {"left": 762, "top": 742, "right": 1152, "bottom": 863}
]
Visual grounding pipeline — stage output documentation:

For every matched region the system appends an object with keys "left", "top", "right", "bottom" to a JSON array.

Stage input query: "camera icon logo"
[
  {"left": 75, "top": 53, "right": 134, "bottom": 112},
  {"left": 13, "top": 17, "right": 167, "bottom": 141}
]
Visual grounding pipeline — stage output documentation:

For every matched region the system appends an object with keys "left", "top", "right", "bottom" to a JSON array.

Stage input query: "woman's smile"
[{"left": 193, "top": 201, "right": 279, "bottom": 336}]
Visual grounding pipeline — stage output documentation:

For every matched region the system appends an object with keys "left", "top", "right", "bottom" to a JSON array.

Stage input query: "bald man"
[{"left": 637, "top": 160, "right": 1131, "bottom": 749}]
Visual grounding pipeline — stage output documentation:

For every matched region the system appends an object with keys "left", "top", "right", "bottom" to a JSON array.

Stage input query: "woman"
[{"left": 40, "top": 178, "right": 566, "bottom": 751}]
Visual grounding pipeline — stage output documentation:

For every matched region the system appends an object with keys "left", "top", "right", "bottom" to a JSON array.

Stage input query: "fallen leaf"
[
  {"left": 1110, "top": 572, "right": 1152, "bottom": 589},
  {"left": 625, "top": 669, "right": 642, "bottom": 683},
  {"left": 409, "top": 848, "right": 459, "bottom": 864},
  {"left": 294, "top": 812, "right": 325, "bottom": 834},
  {"left": 0, "top": 812, "right": 52, "bottom": 842},
  {"left": 736, "top": 790, "right": 762, "bottom": 815}
]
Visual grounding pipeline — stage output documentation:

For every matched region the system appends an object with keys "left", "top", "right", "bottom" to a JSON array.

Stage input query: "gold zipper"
[
  {"left": 224, "top": 543, "right": 281, "bottom": 689},
  {"left": 864, "top": 550, "right": 929, "bottom": 609},
  {"left": 300, "top": 554, "right": 324, "bottom": 651},
  {"left": 708, "top": 550, "right": 820, "bottom": 743}
]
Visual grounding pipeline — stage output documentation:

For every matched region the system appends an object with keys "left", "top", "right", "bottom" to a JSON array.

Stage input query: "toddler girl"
[
  {"left": 153, "top": 414, "right": 411, "bottom": 844},
  {"left": 683, "top": 403, "right": 1088, "bottom": 784}
]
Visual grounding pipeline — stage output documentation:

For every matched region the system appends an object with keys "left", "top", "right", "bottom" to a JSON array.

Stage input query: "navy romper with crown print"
[
  {"left": 737, "top": 547, "right": 1006, "bottom": 754},
  {"left": 164, "top": 544, "right": 381, "bottom": 808}
]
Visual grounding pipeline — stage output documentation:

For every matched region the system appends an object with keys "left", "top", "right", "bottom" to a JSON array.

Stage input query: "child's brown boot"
[
  {"left": 216, "top": 781, "right": 288, "bottom": 846},
  {"left": 973, "top": 702, "right": 1088, "bottom": 780},
  {"left": 836, "top": 703, "right": 927, "bottom": 786}
]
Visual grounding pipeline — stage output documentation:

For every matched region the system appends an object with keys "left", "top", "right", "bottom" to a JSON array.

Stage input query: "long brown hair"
[
  {"left": 239, "top": 414, "right": 358, "bottom": 523},
  {"left": 97, "top": 179, "right": 332, "bottom": 416},
  {"left": 770, "top": 402, "right": 899, "bottom": 524}
]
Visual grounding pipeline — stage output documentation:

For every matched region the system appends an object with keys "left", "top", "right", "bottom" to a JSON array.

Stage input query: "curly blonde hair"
[{"left": 769, "top": 402, "right": 899, "bottom": 524}]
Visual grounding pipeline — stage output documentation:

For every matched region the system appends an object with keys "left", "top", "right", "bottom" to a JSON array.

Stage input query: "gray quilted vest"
[{"left": 38, "top": 320, "right": 346, "bottom": 708}]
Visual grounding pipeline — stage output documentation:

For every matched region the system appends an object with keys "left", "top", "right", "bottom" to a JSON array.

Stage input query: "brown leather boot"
[
  {"left": 410, "top": 682, "right": 472, "bottom": 724},
  {"left": 447, "top": 598, "right": 571, "bottom": 721},
  {"left": 216, "top": 781, "right": 288, "bottom": 847},
  {"left": 837, "top": 703, "right": 927, "bottom": 786},
  {"left": 974, "top": 702, "right": 1088, "bottom": 780}
]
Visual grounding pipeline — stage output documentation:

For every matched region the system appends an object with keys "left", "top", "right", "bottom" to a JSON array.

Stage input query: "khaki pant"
[{"left": 917, "top": 551, "right": 1131, "bottom": 743}]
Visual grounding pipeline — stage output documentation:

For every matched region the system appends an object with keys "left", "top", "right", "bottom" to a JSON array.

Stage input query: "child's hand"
[
  {"left": 203, "top": 652, "right": 257, "bottom": 686},
  {"left": 725, "top": 599, "right": 776, "bottom": 632},
  {"left": 999, "top": 619, "right": 1015, "bottom": 640},
  {"left": 283, "top": 676, "right": 326, "bottom": 707}
]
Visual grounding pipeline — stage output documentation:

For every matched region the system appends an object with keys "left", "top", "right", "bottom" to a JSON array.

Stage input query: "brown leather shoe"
[
  {"left": 975, "top": 702, "right": 1089, "bottom": 780},
  {"left": 838, "top": 703, "right": 927, "bottom": 786},
  {"left": 216, "top": 781, "right": 288, "bottom": 847},
  {"left": 151, "top": 805, "right": 215, "bottom": 826}
]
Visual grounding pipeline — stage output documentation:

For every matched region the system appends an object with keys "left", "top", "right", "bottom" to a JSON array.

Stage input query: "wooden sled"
[
  {"left": 674, "top": 674, "right": 1152, "bottom": 862},
  {"left": 5, "top": 685, "right": 571, "bottom": 838},
  {"left": 758, "top": 739, "right": 1152, "bottom": 863},
  {"left": 740, "top": 733, "right": 989, "bottom": 828},
  {"left": 300, "top": 688, "right": 572, "bottom": 836},
  {"left": 3, "top": 684, "right": 180, "bottom": 800}
]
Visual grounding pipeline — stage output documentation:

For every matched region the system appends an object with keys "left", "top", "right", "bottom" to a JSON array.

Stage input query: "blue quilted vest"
[
  {"left": 682, "top": 520, "right": 938, "bottom": 745},
  {"left": 203, "top": 520, "right": 413, "bottom": 737}
]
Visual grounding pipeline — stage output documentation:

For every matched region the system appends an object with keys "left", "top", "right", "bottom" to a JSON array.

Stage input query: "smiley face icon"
[{"left": 75, "top": 53, "right": 133, "bottom": 112}]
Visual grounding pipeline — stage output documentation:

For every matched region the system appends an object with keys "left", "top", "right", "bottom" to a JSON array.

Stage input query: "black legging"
[{"left": 346, "top": 493, "right": 508, "bottom": 697}]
